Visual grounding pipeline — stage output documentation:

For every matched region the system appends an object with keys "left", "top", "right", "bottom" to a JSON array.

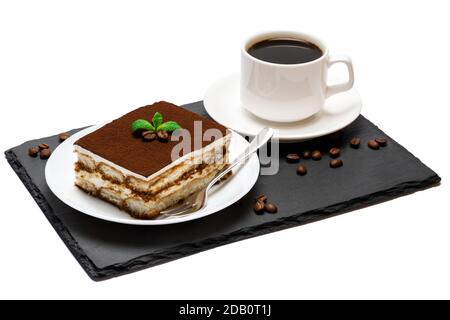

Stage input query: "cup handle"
[{"left": 326, "top": 54, "right": 354, "bottom": 98}]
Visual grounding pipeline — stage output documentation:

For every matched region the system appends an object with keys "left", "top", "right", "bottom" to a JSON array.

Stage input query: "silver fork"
[{"left": 156, "top": 127, "right": 274, "bottom": 219}]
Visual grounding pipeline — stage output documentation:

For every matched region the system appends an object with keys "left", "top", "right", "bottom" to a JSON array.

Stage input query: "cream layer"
[
  {"left": 74, "top": 134, "right": 230, "bottom": 194},
  {"left": 75, "top": 161, "right": 226, "bottom": 219}
]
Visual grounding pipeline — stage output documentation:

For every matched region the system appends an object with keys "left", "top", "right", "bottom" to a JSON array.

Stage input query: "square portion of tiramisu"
[{"left": 74, "top": 101, "right": 230, "bottom": 219}]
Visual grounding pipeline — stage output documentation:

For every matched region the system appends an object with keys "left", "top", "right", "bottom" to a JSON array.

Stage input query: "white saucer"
[
  {"left": 45, "top": 126, "right": 260, "bottom": 226},
  {"left": 204, "top": 73, "right": 362, "bottom": 141}
]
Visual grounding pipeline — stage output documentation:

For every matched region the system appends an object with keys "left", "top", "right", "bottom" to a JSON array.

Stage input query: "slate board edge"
[
  {"left": 4, "top": 148, "right": 98, "bottom": 278},
  {"left": 4, "top": 147, "right": 441, "bottom": 281}
]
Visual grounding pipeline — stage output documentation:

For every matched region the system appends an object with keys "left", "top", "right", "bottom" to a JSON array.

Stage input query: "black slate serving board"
[{"left": 5, "top": 101, "right": 440, "bottom": 281}]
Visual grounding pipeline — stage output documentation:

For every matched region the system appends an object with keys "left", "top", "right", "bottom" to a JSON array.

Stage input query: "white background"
[{"left": 0, "top": 0, "right": 449, "bottom": 299}]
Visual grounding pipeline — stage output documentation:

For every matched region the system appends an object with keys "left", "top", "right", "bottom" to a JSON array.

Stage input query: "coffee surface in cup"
[{"left": 248, "top": 39, "right": 323, "bottom": 64}]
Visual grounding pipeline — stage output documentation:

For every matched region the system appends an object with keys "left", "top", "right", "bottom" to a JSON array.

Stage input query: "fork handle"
[{"left": 207, "top": 127, "right": 274, "bottom": 190}]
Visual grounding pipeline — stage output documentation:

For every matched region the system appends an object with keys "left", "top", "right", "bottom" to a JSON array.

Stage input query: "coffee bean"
[
  {"left": 350, "top": 137, "right": 361, "bottom": 149},
  {"left": 157, "top": 130, "right": 169, "bottom": 141},
  {"left": 253, "top": 201, "right": 265, "bottom": 214},
  {"left": 330, "top": 159, "right": 343, "bottom": 168},
  {"left": 375, "top": 137, "right": 387, "bottom": 147},
  {"left": 40, "top": 148, "right": 52, "bottom": 159},
  {"left": 368, "top": 140, "right": 380, "bottom": 150},
  {"left": 265, "top": 203, "right": 278, "bottom": 213},
  {"left": 302, "top": 150, "right": 311, "bottom": 159},
  {"left": 256, "top": 194, "right": 267, "bottom": 203},
  {"left": 312, "top": 150, "right": 322, "bottom": 160},
  {"left": 142, "top": 131, "right": 156, "bottom": 141},
  {"left": 58, "top": 132, "right": 70, "bottom": 142},
  {"left": 296, "top": 164, "right": 307, "bottom": 176},
  {"left": 286, "top": 153, "right": 300, "bottom": 163},
  {"left": 38, "top": 143, "right": 49, "bottom": 150},
  {"left": 28, "top": 146, "right": 39, "bottom": 157},
  {"left": 329, "top": 147, "right": 341, "bottom": 158}
]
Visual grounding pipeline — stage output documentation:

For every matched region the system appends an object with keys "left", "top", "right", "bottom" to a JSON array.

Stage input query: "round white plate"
[
  {"left": 204, "top": 73, "right": 362, "bottom": 141},
  {"left": 45, "top": 126, "right": 260, "bottom": 225}
]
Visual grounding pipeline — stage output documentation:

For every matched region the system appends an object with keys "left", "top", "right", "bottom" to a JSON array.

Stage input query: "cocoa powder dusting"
[{"left": 75, "top": 101, "right": 228, "bottom": 177}]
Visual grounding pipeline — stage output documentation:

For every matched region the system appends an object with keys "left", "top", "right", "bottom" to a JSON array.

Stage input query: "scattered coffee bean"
[
  {"left": 157, "top": 130, "right": 169, "bottom": 141},
  {"left": 286, "top": 153, "right": 300, "bottom": 163},
  {"left": 375, "top": 137, "right": 387, "bottom": 147},
  {"left": 302, "top": 150, "right": 311, "bottom": 159},
  {"left": 38, "top": 143, "right": 49, "bottom": 150},
  {"left": 368, "top": 140, "right": 380, "bottom": 150},
  {"left": 265, "top": 203, "right": 278, "bottom": 213},
  {"left": 253, "top": 201, "right": 265, "bottom": 214},
  {"left": 28, "top": 146, "right": 39, "bottom": 157},
  {"left": 296, "top": 164, "right": 307, "bottom": 176},
  {"left": 330, "top": 159, "right": 343, "bottom": 168},
  {"left": 350, "top": 137, "right": 361, "bottom": 149},
  {"left": 40, "top": 148, "right": 52, "bottom": 159},
  {"left": 256, "top": 194, "right": 267, "bottom": 203},
  {"left": 58, "top": 132, "right": 71, "bottom": 142},
  {"left": 329, "top": 147, "right": 341, "bottom": 158},
  {"left": 142, "top": 131, "right": 157, "bottom": 141},
  {"left": 312, "top": 150, "right": 322, "bottom": 160}
]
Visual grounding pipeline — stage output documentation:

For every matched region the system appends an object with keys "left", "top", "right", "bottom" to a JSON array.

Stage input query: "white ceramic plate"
[
  {"left": 45, "top": 126, "right": 260, "bottom": 225},
  {"left": 204, "top": 73, "right": 362, "bottom": 141}
]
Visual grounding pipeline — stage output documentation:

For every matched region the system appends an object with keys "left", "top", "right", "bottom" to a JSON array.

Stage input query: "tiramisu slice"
[{"left": 74, "top": 101, "right": 230, "bottom": 219}]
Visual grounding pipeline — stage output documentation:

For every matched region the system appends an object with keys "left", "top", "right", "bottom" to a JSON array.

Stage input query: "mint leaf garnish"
[
  {"left": 131, "top": 112, "right": 182, "bottom": 138},
  {"left": 131, "top": 119, "right": 154, "bottom": 133},
  {"left": 152, "top": 112, "right": 163, "bottom": 129},
  {"left": 157, "top": 121, "right": 181, "bottom": 132}
]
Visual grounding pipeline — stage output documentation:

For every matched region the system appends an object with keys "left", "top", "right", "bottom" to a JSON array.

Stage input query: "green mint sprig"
[
  {"left": 131, "top": 119, "right": 154, "bottom": 133},
  {"left": 131, "top": 112, "right": 182, "bottom": 134},
  {"left": 152, "top": 112, "right": 163, "bottom": 129},
  {"left": 157, "top": 121, "right": 181, "bottom": 132}
]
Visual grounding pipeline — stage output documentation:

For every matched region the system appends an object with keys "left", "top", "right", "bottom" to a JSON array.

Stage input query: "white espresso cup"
[{"left": 241, "top": 31, "right": 354, "bottom": 122}]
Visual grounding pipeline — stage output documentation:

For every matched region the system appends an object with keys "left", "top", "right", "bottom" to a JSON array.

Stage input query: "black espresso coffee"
[{"left": 247, "top": 39, "right": 323, "bottom": 64}]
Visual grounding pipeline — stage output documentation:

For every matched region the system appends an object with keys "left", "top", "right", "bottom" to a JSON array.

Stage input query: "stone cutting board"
[{"left": 4, "top": 101, "right": 440, "bottom": 281}]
